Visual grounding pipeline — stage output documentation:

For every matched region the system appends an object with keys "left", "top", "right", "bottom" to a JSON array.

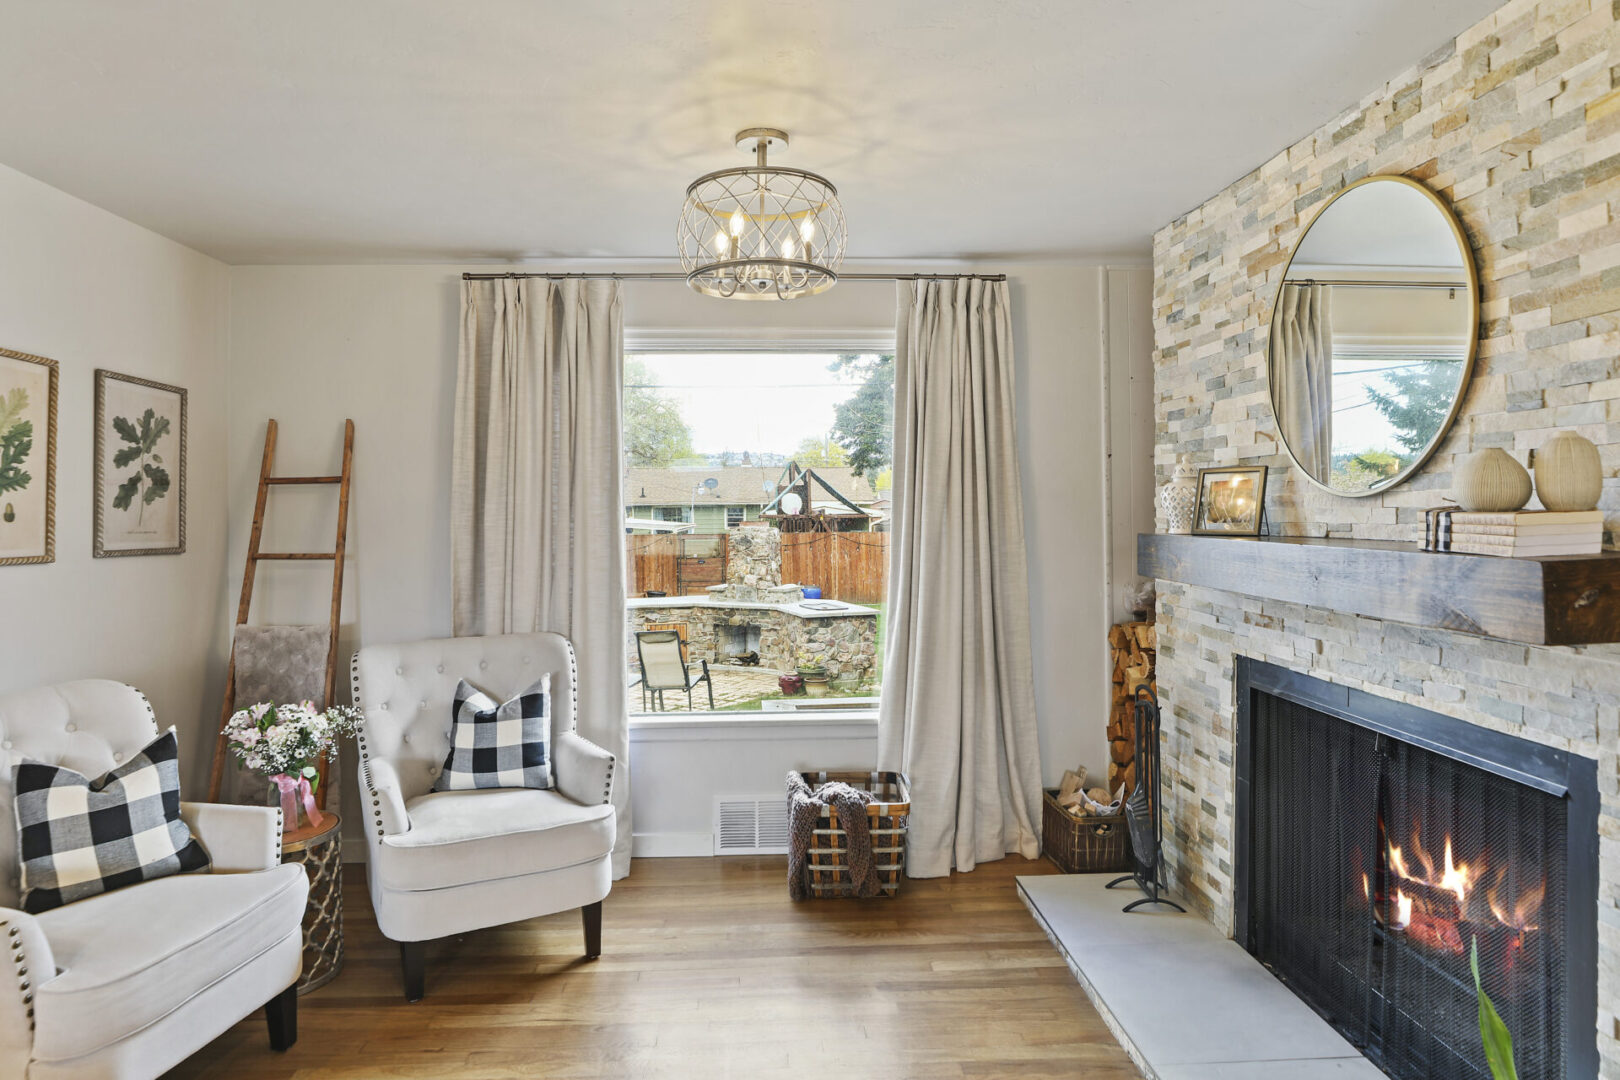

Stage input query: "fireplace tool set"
[{"left": 1107, "top": 684, "right": 1186, "bottom": 913}]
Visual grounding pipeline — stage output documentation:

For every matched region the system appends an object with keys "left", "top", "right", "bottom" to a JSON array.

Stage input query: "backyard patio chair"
[{"left": 633, "top": 630, "right": 714, "bottom": 711}]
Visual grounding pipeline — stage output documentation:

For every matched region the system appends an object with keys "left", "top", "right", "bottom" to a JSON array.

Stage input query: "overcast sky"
[{"left": 629, "top": 352, "right": 878, "bottom": 458}]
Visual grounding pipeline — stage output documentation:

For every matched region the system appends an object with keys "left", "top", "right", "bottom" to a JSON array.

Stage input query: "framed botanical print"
[
  {"left": 94, "top": 370, "right": 186, "bottom": 557},
  {"left": 0, "top": 348, "right": 58, "bottom": 566},
  {"left": 1192, "top": 466, "right": 1268, "bottom": 536}
]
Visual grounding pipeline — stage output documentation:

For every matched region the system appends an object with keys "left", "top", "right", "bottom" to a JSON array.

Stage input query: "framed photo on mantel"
[
  {"left": 0, "top": 347, "right": 58, "bottom": 566},
  {"left": 94, "top": 369, "right": 187, "bottom": 557},
  {"left": 1192, "top": 466, "right": 1268, "bottom": 537}
]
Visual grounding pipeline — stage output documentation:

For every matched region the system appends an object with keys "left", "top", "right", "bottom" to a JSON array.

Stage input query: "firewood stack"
[{"left": 1108, "top": 620, "right": 1156, "bottom": 797}]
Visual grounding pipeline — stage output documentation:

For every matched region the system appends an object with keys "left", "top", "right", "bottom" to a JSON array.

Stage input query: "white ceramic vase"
[
  {"left": 1160, "top": 455, "right": 1199, "bottom": 534},
  {"left": 1533, "top": 430, "right": 1602, "bottom": 512},
  {"left": 1452, "top": 448, "right": 1532, "bottom": 512}
]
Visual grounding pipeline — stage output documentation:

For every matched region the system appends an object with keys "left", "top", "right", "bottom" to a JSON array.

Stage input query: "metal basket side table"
[{"left": 281, "top": 812, "right": 344, "bottom": 994}]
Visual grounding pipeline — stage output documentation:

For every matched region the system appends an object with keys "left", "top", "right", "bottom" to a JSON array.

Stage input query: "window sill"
[{"left": 627, "top": 709, "right": 879, "bottom": 741}]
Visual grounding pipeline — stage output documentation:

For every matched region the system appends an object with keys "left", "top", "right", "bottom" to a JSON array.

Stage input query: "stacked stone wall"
[{"left": 1152, "top": 2, "right": 1620, "bottom": 1068}]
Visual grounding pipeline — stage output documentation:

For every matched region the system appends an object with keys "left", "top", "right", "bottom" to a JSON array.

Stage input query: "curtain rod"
[
  {"left": 1288, "top": 278, "right": 1464, "bottom": 290},
  {"left": 460, "top": 271, "right": 1007, "bottom": 282}
]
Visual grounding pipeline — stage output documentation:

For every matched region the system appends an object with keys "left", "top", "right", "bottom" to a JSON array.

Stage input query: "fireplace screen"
[{"left": 1244, "top": 690, "right": 1571, "bottom": 1079}]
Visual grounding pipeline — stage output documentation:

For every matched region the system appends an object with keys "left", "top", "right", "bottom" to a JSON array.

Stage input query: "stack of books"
[{"left": 1423, "top": 508, "right": 1604, "bottom": 557}]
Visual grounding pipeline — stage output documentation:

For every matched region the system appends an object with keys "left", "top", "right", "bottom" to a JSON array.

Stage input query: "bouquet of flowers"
[{"left": 223, "top": 701, "right": 362, "bottom": 831}]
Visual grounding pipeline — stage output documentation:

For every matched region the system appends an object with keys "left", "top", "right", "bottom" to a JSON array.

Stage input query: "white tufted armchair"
[
  {"left": 351, "top": 632, "right": 616, "bottom": 1002},
  {"left": 0, "top": 679, "right": 307, "bottom": 1080}
]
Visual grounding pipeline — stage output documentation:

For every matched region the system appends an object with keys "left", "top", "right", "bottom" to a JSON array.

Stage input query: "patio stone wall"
[
  {"left": 629, "top": 604, "right": 878, "bottom": 684},
  {"left": 1151, "top": 1, "right": 1620, "bottom": 1071}
]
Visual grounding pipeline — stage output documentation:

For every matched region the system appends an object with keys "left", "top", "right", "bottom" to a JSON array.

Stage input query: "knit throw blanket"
[{"left": 787, "top": 772, "right": 881, "bottom": 899}]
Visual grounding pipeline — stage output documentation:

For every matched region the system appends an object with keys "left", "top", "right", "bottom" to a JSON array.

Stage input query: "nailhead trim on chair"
[
  {"left": 3, "top": 922, "right": 33, "bottom": 1031},
  {"left": 127, "top": 683, "right": 160, "bottom": 738},
  {"left": 566, "top": 640, "right": 617, "bottom": 806},
  {"left": 351, "top": 650, "right": 389, "bottom": 840},
  {"left": 565, "top": 639, "right": 580, "bottom": 732}
]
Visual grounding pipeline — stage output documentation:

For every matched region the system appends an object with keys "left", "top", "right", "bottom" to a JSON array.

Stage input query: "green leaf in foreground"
[{"left": 1472, "top": 935, "right": 1518, "bottom": 1080}]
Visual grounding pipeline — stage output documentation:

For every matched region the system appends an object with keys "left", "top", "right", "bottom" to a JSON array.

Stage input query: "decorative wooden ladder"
[{"left": 206, "top": 418, "right": 355, "bottom": 808}]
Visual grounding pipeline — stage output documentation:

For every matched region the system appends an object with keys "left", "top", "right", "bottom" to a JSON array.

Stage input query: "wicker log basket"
[
  {"left": 1042, "top": 788, "right": 1131, "bottom": 874},
  {"left": 795, "top": 770, "right": 910, "bottom": 898}
]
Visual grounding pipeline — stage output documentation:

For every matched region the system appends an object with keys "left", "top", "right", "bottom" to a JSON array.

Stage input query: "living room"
[{"left": 3, "top": 1, "right": 1617, "bottom": 1078}]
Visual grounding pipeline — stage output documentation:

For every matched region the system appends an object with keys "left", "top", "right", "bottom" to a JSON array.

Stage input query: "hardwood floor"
[{"left": 167, "top": 856, "right": 1140, "bottom": 1079}]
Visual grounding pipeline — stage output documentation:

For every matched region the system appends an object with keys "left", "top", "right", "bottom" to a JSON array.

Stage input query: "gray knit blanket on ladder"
[{"left": 787, "top": 772, "right": 880, "bottom": 899}]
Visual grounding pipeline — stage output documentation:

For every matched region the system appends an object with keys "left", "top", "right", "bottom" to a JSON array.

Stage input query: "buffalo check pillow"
[
  {"left": 14, "top": 727, "right": 210, "bottom": 913},
  {"left": 433, "top": 675, "right": 552, "bottom": 792}
]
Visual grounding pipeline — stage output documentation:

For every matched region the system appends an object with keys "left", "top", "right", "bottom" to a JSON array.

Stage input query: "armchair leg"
[
  {"left": 400, "top": 940, "right": 427, "bottom": 1003},
  {"left": 265, "top": 983, "right": 298, "bottom": 1051},
  {"left": 583, "top": 900, "right": 603, "bottom": 960}
]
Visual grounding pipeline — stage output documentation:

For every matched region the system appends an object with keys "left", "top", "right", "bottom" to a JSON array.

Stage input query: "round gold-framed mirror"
[{"left": 1268, "top": 174, "right": 1479, "bottom": 497}]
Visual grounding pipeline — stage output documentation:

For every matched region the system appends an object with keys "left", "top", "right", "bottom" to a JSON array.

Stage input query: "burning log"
[
  {"left": 1404, "top": 906, "right": 1465, "bottom": 955},
  {"left": 1386, "top": 878, "right": 1464, "bottom": 924}
]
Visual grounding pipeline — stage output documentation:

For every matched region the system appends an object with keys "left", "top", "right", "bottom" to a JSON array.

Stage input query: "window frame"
[{"left": 623, "top": 335, "right": 895, "bottom": 722}]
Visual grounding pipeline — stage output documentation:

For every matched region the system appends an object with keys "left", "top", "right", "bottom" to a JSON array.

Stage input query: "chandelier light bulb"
[{"left": 729, "top": 209, "right": 747, "bottom": 238}]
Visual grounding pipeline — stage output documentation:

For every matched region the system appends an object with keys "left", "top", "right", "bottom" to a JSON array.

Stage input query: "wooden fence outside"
[
  {"left": 780, "top": 532, "right": 888, "bottom": 604},
  {"left": 626, "top": 531, "right": 888, "bottom": 604}
]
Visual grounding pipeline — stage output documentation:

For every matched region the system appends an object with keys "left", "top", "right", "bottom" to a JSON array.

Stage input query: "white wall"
[
  {"left": 223, "top": 259, "right": 1147, "bottom": 852},
  {"left": 1105, "top": 267, "right": 1158, "bottom": 623},
  {"left": 0, "top": 163, "right": 230, "bottom": 793}
]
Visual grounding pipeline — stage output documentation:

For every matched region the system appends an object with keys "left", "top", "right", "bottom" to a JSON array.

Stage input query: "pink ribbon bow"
[{"left": 271, "top": 773, "right": 323, "bottom": 831}]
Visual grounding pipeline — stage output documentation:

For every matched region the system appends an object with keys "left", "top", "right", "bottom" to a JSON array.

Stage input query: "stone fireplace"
[
  {"left": 1147, "top": 2, "right": 1620, "bottom": 1073},
  {"left": 1235, "top": 657, "right": 1597, "bottom": 1077},
  {"left": 627, "top": 524, "right": 879, "bottom": 684}
]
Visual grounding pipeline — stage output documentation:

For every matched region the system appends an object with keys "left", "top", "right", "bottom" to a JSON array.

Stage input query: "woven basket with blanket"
[{"left": 787, "top": 770, "right": 909, "bottom": 899}]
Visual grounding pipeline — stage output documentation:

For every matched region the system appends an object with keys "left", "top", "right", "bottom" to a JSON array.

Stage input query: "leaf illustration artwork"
[
  {"left": 0, "top": 387, "right": 33, "bottom": 497},
  {"left": 110, "top": 408, "right": 172, "bottom": 525}
]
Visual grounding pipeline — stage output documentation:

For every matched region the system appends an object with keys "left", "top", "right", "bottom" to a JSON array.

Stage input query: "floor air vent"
[{"left": 714, "top": 795, "right": 790, "bottom": 855}]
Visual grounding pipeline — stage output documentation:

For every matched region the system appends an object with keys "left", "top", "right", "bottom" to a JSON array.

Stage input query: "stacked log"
[{"left": 1107, "top": 620, "right": 1156, "bottom": 797}]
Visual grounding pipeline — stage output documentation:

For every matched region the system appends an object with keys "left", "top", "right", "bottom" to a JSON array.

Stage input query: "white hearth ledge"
[{"left": 1018, "top": 873, "right": 1385, "bottom": 1079}]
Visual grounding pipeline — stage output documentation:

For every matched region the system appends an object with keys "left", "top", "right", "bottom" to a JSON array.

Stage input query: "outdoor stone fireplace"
[{"left": 627, "top": 524, "right": 879, "bottom": 684}]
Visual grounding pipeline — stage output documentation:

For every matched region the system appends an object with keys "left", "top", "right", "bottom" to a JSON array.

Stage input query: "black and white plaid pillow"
[
  {"left": 14, "top": 728, "right": 210, "bottom": 913},
  {"left": 433, "top": 675, "right": 552, "bottom": 792}
]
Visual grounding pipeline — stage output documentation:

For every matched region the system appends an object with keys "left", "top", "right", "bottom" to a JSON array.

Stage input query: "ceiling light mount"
[{"left": 678, "top": 127, "right": 847, "bottom": 301}]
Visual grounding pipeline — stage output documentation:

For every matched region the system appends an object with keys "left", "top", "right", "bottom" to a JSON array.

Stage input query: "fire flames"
[{"left": 1368, "top": 824, "right": 1545, "bottom": 959}]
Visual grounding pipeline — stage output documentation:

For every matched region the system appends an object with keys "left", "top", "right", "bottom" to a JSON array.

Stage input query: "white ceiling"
[{"left": 0, "top": 0, "right": 1502, "bottom": 265}]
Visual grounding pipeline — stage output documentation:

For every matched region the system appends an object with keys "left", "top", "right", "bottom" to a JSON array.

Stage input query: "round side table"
[{"left": 281, "top": 813, "right": 344, "bottom": 994}]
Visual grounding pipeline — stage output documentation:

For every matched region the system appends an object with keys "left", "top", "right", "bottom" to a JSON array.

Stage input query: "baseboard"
[{"left": 632, "top": 831, "right": 713, "bottom": 857}]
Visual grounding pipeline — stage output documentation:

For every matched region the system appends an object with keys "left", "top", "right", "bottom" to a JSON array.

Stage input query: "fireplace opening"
[
  {"left": 1234, "top": 659, "right": 1597, "bottom": 1079},
  {"left": 717, "top": 621, "right": 762, "bottom": 661}
]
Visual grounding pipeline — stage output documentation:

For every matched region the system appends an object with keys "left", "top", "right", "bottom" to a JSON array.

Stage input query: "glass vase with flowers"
[{"left": 222, "top": 701, "right": 361, "bottom": 833}]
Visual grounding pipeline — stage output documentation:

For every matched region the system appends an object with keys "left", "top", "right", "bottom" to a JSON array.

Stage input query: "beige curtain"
[
  {"left": 1270, "top": 283, "right": 1333, "bottom": 477},
  {"left": 878, "top": 279, "right": 1042, "bottom": 878},
  {"left": 451, "top": 277, "right": 631, "bottom": 879}
]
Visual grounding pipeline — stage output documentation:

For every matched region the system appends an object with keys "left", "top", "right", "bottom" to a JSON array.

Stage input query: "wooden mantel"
[{"left": 1138, "top": 532, "right": 1620, "bottom": 646}]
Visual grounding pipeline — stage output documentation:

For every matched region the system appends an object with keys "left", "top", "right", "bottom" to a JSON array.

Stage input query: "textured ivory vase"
[
  {"left": 1452, "top": 448, "right": 1533, "bottom": 512},
  {"left": 1533, "top": 430, "right": 1603, "bottom": 512},
  {"left": 1160, "top": 455, "right": 1199, "bottom": 534}
]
